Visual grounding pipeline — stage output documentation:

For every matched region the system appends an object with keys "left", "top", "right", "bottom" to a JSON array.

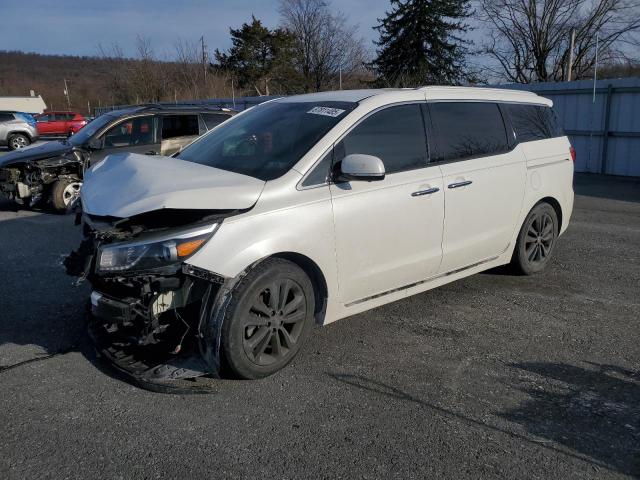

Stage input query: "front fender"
[{"left": 185, "top": 197, "right": 338, "bottom": 300}]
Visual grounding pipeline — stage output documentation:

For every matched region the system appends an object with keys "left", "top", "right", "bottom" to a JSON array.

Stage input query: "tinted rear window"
[
  {"left": 505, "top": 104, "right": 564, "bottom": 142},
  {"left": 162, "top": 114, "right": 199, "bottom": 139},
  {"left": 429, "top": 102, "right": 509, "bottom": 162},
  {"left": 0, "top": 113, "right": 15, "bottom": 122}
]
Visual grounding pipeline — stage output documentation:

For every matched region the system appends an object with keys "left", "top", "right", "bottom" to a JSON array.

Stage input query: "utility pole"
[
  {"left": 592, "top": 31, "right": 599, "bottom": 103},
  {"left": 567, "top": 28, "right": 576, "bottom": 82},
  {"left": 63, "top": 79, "right": 71, "bottom": 109},
  {"left": 339, "top": 67, "right": 342, "bottom": 90},
  {"left": 201, "top": 36, "right": 208, "bottom": 81},
  {"left": 231, "top": 77, "right": 236, "bottom": 109}
]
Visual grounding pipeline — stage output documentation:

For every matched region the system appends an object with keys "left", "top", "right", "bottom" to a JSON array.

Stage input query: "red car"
[{"left": 35, "top": 111, "right": 87, "bottom": 136}]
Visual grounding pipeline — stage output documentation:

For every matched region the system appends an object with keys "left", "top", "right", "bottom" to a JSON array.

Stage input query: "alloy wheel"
[
  {"left": 11, "top": 136, "right": 28, "bottom": 149},
  {"left": 62, "top": 182, "right": 82, "bottom": 206},
  {"left": 242, "top": 279, "right": 307, "bottom": 366},
  {"left": 524, "top": 211, "right": 554, "bottom": 264}
]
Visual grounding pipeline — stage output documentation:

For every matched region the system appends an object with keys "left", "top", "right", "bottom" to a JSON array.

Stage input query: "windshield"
[
  {"left": 176, "top": 101, "right": 356, "bottom": 181},
  {"left": 69, "top": 113, "right": 116, "bottom": 146}
]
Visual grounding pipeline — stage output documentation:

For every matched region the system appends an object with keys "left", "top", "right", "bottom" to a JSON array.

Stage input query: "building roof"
[{"left": 0, "top": 95, "right": 48, "bottom": 114}]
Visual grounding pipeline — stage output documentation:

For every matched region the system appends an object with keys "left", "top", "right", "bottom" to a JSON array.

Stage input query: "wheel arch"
[
  {"left": 536, "top": 196, "right": 563, "bottom": 229},
  {"left": 266, "top": 252, "right": 329, "bottom": 325},
  {"left": 509, "top": 194, "right": 565, "bottom": 261},
  {"left": 8, "top": 130, "right": 33, "bottom": 141}
]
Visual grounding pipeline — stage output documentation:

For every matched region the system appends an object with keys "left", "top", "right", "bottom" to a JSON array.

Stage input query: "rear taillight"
[{"left": 569, "top": 146, "right": 576, "bottom": 163}]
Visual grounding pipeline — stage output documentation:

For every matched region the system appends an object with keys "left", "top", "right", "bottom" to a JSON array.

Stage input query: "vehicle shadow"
[
  {"left": 500, "top": 361, "right": 640, "bottom": 477},
  {"left": 328, "top": 365, "right": 640, "bottom": 477},
  {"left": 574, "top": 172, "right": 640, "bottom": 204}
]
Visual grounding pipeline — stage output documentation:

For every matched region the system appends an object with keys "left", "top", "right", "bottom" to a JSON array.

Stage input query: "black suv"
[{"left": 0, "top": 104, "right": 235, "bottom": 211}]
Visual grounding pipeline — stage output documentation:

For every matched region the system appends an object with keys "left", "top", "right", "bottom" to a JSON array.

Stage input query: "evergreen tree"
[
  {"left": 214, "top": 16, "right": 297, "bottom": 95},
  {"left": 370, "top": 0, "right": 472, "bottom": 86}
]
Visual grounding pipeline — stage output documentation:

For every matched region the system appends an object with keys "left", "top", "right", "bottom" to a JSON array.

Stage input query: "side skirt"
[{"left": 324, "top": 249, "right": 513, "bottom": 325}]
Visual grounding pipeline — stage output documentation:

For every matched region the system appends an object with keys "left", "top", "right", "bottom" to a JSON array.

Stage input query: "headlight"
[{"left": 97, "top": 223, "right": 218, "bottom": 273}]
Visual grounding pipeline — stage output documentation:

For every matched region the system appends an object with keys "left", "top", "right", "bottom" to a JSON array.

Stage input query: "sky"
[{"left": 1, "top": 0, "right": 394, "bottom": 59}]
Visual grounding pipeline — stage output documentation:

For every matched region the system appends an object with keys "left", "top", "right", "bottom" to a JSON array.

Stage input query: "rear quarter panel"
[{"left": 519, "top": 136, "right": 574, "bottom": 234}]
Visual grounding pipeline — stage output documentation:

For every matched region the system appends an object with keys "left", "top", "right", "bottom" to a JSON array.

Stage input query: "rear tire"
[
  {"left": 221, "top": 258, "right": 315, "bottom": 379},
  {"left": 511, "top": 202, "right": 559, "bottom": 275},
  {"left": 8, "top": 133, "right": 30, "bottom": 150},
  {"left": 50, "top": 178, "right": 82, "bottom": 213}
]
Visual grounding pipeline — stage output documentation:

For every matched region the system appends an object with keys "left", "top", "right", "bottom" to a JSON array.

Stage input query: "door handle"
[
  {"left": 411, "top": 187, "right": 440, "bottom": 197},
  {"left": 145, "top": 150, "right": 157, "bottom": 155},
  {"left": 448, "top": 180, "right": 473, "bottom": 189}
]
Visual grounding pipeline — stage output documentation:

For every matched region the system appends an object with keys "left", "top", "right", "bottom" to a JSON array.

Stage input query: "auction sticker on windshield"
[{"left": 307, "top": 106, "right": 346, "bottom": 117}]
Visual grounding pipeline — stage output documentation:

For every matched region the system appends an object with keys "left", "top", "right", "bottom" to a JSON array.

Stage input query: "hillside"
[
  {"left": 0, "top": 50, "right": 234, "bottom": 114},
  {"left": 0, "top": 51, "right": 127, "bottom": 114}
]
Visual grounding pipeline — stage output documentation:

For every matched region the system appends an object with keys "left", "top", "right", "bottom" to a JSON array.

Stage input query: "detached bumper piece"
[
  {"left": 87, "top": 276, "right": 223, "bottom": 394},
  {"left": 87, "top": 319, "right": 213, "bottom": 394}
]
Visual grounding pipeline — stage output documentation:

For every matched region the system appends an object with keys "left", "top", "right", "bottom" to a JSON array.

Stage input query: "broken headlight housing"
[{"left": 97, "top": 223, "right": 218, "bottom": 273}]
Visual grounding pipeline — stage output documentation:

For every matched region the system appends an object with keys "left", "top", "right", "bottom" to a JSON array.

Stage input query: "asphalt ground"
[{"left": 0, "top": 172, "right": 639, "bottom": 479}]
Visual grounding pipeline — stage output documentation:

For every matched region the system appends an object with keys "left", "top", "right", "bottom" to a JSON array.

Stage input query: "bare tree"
[
  {"left": 97, "top": 43, "right": 136, "bottom": 104},
  {"left": 131, "top": 36, "right": 170, "bottom": 102},
  {"left": 174, "top": 38, "right": 204, "bottom": 99},
  {"left": 279, "top": 0, "right": 366, "bottom": 91},
  {"left": 478, "top": 0, "right": 640, "bottom": 83}
]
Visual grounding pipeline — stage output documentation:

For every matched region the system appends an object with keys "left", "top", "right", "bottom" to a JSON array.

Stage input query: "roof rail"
[
  {"left": 133, "top": 102, "right": 235, "bottom": 112},
  {"left": 417, "top": 85, "right": 539, "bottom": 96}
]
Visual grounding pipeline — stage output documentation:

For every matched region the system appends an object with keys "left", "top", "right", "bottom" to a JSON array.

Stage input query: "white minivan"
[{"left": 68, "top": 87, "right": 574, "bottom": 383}]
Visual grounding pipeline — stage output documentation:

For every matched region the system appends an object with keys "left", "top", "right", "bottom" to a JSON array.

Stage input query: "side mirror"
[
  {"left": 87, "top": 137, "right": 102, "bottom": 150},
  {"left": 339, "top": 154, "right": 385, "bottom": 182}
]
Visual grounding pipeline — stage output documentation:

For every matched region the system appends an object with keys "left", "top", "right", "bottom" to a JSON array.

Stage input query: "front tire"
[
  {"left": 50, "top": 178, "right": 82, "bottom": 212},
  {"left": 8, "top": 133, "right": 30, "bottom": 150},
  {"left": 511, "top": 202, "right": 559, "bottom": 275},
  {"left": 221, "top": 258, "right": 315, "bottom": 379}
]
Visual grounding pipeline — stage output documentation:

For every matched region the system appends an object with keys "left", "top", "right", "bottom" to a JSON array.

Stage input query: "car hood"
[
  {"left": 81, "top": 153, "right": 266, "bottom": 218},
  {"left": 0, "top": 140, "right": 74, "bottom": 167}
]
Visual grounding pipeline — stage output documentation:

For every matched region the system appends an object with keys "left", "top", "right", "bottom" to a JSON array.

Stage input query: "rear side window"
[
  {"left": 162, "top": 115, "right": 199, "bottom": 140},
  {"left": 429, "top": 102, "right": 509, "bottom": 162},
  {"left": 335, "top": 104, "right": 428, "bottom": 174},
  {"left": 505, "top": 104, "right": 564, "bottom": 142},
  {"left": 0, "top": 113, "right": 15, "bottom": 122},
  {"left": 103, "top": 116, "right": 157, "bottom": 147},
  {"left": 202, "top": 113, "right": 230, "bottom": 130}
]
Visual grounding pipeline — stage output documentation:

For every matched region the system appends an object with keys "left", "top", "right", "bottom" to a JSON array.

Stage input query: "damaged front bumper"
[
  {"left": 0, "top": 153, "right": 84, "bottom": 206},
  {"left": 87, "top": 272, "right": 223, "bottom": 387},
  {"left": 65, "top": 210, "right": 238, "bottom": 390}
]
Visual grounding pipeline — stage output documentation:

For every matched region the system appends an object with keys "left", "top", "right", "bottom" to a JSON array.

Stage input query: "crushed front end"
[
  {"left": 0, "top": 153, "right": 84, "bottom": 207},
  {"left": 65, "top": 209, "right": 236, "bottom": 389}
]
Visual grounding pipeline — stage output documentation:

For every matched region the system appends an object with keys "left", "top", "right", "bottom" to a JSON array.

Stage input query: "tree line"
[{"left": 1, "top": 0, "right": 639, "bottom": 111}]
